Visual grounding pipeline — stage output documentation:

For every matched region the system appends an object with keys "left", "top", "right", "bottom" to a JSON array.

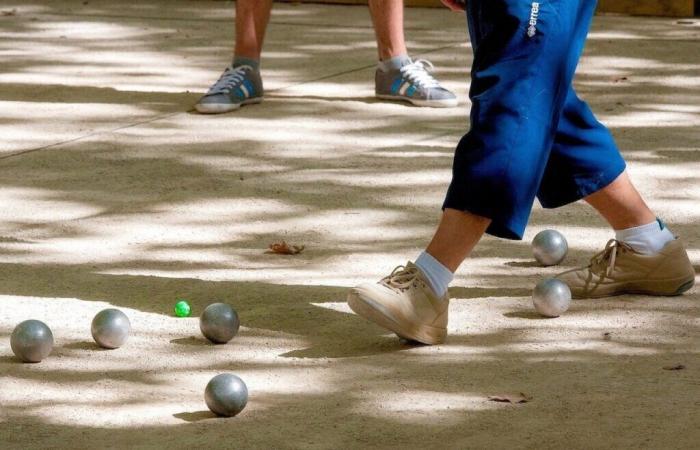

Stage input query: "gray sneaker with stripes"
[
  {"left": 195, "top": 65, "right": 264, "bottom": 114},
  {"left": 375, "top": 59, "right": 457, "bottom": 108}
]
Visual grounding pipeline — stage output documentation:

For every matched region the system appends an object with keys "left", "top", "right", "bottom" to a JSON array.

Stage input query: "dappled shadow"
[
  {"left": 173, "top": 411, "right": 217, "bottom": 422},
  {"left": 502, "top": 310, "right": 548, "bottom": 320},
  {"left": 0, "top": 261, "right": 697, "bottom": 447},
  {"left": 505, "top": 260, "right": 542, "bottom": 268},
  {"left": 450, "top": 286, "right": 532, "bottom": 298},
  {"left": 280, "top": 335, "right": 412, "bottom": 359},
  {"left": 61, "top": 340, "right": 105, "bottom": 351},
  {"left": 0, "top": 1, "right": 698, "bottom": 448},
  {"left": 0, "top": 355, "right": 20, "bottom": 364},
  {"left": 170, "top": 336, "right": 210, "bottom": 347}
]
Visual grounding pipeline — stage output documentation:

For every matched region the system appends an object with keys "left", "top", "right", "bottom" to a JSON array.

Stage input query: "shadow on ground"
[{"left": 0, "top": 1, "right": 698, "bottom": 449}]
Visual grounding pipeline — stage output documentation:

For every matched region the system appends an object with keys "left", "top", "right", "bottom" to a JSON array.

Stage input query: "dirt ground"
[{"left": 0, "top": 1, "right": 699, "bottom": 449}]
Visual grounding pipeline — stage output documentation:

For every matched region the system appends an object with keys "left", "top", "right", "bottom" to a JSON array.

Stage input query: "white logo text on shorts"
[{"left": 528, "top": 2, "right": 540, "bottom": 37}]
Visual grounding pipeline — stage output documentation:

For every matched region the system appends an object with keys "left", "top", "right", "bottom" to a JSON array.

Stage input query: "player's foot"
[
  {"left": 556, "top": 238, "right": 695, "bottom": 299},
  {"left": 347, "top": 262, "right": 448, "bottom": 344},
  {"left": 375, "top": 59, "right": 458, "bottom": 108},
  {"left": 195, "top": 65, "right": 263, "bottom": 114}
]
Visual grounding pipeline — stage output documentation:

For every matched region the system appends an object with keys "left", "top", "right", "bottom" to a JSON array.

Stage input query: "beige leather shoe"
[
  {"left": 556, "top": 238, "right": 695, "bottom": 299},
  {"left": 347, "top": 262, "right": 448, "bottom": 345}
]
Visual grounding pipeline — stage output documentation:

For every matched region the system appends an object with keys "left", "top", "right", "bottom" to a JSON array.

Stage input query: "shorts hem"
[
  {"left": 538, "top": 162, "right": 626, "bottom": 209},
  {"left": 441, "top": 200, "right": 524, "bottom": 241}
]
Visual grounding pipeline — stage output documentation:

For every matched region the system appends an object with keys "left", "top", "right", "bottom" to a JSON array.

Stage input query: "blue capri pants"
[{"left": 443, "top": 0, "right": 626, "bottom": 239}]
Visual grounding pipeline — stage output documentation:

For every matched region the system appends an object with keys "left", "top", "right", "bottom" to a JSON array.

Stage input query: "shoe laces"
[
  {"left": 589, "top": 239, "right": 634, "bottom": 277},
  {"left": 380, "top": 265, "right": 420, "bottom": 291},
  {"left": 400, "top": 59, "right": 441, "bottom": 89},
  {"left": 205, "top": 65, "right": 252, "bottom": 95}
]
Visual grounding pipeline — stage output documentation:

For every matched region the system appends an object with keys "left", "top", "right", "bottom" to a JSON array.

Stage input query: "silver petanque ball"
[
  {"left": 205, "top": 373, "right": 248, "bottom": 417},
  {"left": 91, "top": 308, "right": 131, "bottom": 349},
  {"left": 11, "top": 320, "right": 54, "bottom": 363},
  {"left": 533, "top": 278, "right": 572, "bottom": 318},
  {"left": 200, "top": 303, "right": 240, "bottom": 344},
  {"left": 532, "top": 229, "right": 568, "bottom": 266}
]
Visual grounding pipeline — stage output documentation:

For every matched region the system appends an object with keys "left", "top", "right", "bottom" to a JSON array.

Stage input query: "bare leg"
[
  {"left": 418, "top": 172, "right": 653, "bottom": 273},
  {"left": 348, "top": 207, "right": 489, "bottom": 344},
  {"left": 234, "top": 0, "right": 273, "bottom": 59},
  {"left": 425, "top": 209, "right": 491, "bottom": 272},
  {"left": 368, "top": 0, "right": 408, "bottom": 60},
  {"left": 584, "top": 171, "right": 656, "bottom": 230}
]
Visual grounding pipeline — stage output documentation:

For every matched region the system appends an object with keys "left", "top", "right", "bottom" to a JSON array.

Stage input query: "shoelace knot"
[
  {"left": 381, "top": 265, "right": 420, "bottom": 291},
  {"left": 400, "top": 59, "right": 441, "bottom": 89},
  {"left": 590, "top": 239, "right": 633, "bottom": 277},
  {"left": 206, "top": 65, "right": 252, "bottom": 95}
]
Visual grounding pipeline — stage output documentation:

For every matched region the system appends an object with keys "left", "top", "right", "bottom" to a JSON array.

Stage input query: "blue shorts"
[{"left": 443, "top": 0, "right": 626, "bottom": 239}]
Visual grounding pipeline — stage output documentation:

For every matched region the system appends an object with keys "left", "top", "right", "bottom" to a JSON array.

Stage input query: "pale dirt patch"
[{"left": 0, "top": 1, "right": 698, "bottom": 449}]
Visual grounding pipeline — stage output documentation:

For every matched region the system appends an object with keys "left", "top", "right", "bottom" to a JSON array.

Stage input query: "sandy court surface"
[{"left": 0, "top": 1, "right": 699, "bottom": 449}]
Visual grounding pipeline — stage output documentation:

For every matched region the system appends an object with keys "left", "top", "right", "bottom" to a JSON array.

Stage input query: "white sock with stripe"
[
  {"left": 615, "top": 218, "right": 674, "bottom": 254},
  {"left": 415, "top": 252, "right": 453, "bottom": 298}
]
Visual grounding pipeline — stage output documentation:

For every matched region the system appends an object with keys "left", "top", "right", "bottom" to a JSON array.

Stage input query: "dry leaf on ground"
[
  {"left": 487, "top": 393, "right": 532, "bottom": 404},
  {"left": 662, "top": 364, "right": 685, "bottom": 371},
  {"left": 267, "top": 241, "right": 305, "bottom": 255}
]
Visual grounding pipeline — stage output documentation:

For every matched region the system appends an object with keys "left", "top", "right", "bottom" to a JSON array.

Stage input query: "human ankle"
[
  {"left": 232, "top": 55, "right": 260, "bottom": 71},
  {"left": 378, "top": 54, "right": 411, "bottom": 72}
]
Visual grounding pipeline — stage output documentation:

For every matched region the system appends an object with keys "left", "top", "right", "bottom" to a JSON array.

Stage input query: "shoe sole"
[
  {"left": 572, "top": 275, "right": 695, "bottom": 299},
  {"left": 194, "top": 97, "right": 264, "bottom": 114},
  {"left": 347, "top": 291, "right": 446, "bottom": 345},
  {"left": 376, "top": 94, "right": 458, "bottom": 108}
]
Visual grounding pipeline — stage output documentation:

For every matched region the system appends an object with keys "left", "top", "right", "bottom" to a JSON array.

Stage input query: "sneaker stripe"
[
  {"left": 239, "top": 84, "right": 250, "bottom": 99},
  {"left": 242, "top": 79, "right": 255, "bottom": 97},
  {"left": 233, "top": 86, "right": 245, "bottom": 99},
  {"left": 399, "top": 81, "right": 411, "bottom": 96},
  {"left": 405, "top": 85, "right": 417, "bottom": 97},
  {"left": 390, "top": 77, "right": 403, "bottom": 94}
]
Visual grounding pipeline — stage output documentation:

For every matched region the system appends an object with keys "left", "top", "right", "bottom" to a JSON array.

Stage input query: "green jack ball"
[{"left": 174, "top": 300, "right": 191, "bottom": 317}]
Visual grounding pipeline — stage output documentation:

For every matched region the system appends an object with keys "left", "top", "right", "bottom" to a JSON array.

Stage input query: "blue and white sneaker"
[
  {"left": 375, "top": 59, "right": 457, "bottom": 108},
  {"left": 195, "top": 65, "right": 264, "bottom": 114}
]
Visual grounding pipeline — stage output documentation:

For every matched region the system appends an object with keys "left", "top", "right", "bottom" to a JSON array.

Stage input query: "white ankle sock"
[
  {"left": 415, "top": 252, "right": 453, "bottom": 298},
  {"left": 615, "top": 218, "right": 674, "bottom": 254}
]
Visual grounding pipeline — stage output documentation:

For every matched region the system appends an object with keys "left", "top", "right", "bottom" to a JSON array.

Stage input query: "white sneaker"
[{"left": 347, "top": 262, "right": 449, "bottom": 345}]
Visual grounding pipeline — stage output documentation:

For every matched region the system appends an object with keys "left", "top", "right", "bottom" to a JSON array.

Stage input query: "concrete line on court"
[
  {"left": 0, "top": 41, "right": 466, "bottom": 162},
  {"left": 0, "top": 111, "right": 183, "bottom": 162},
  {"left": 268, "top": 42, "right": 468, "bottom": 92},
  {"left": 19, "top": 12, "right": 700, "bottom": 42}
]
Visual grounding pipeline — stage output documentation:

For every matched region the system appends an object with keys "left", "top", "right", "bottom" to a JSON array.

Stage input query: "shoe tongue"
[
  {"left": 400, "top": 56, "right": 414, "bottom": 67},
  {"left": 379, "top": 55, "right": 412, "bottom": 72},
  {"left": 383, "top": 262, "right": 418, "bottom": 287},
  {"left": 228, "top": 64, "right": 251, "bottom": 74},
  {"left": 404, "top": 261, "right": 426, "bottom": 281}
]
